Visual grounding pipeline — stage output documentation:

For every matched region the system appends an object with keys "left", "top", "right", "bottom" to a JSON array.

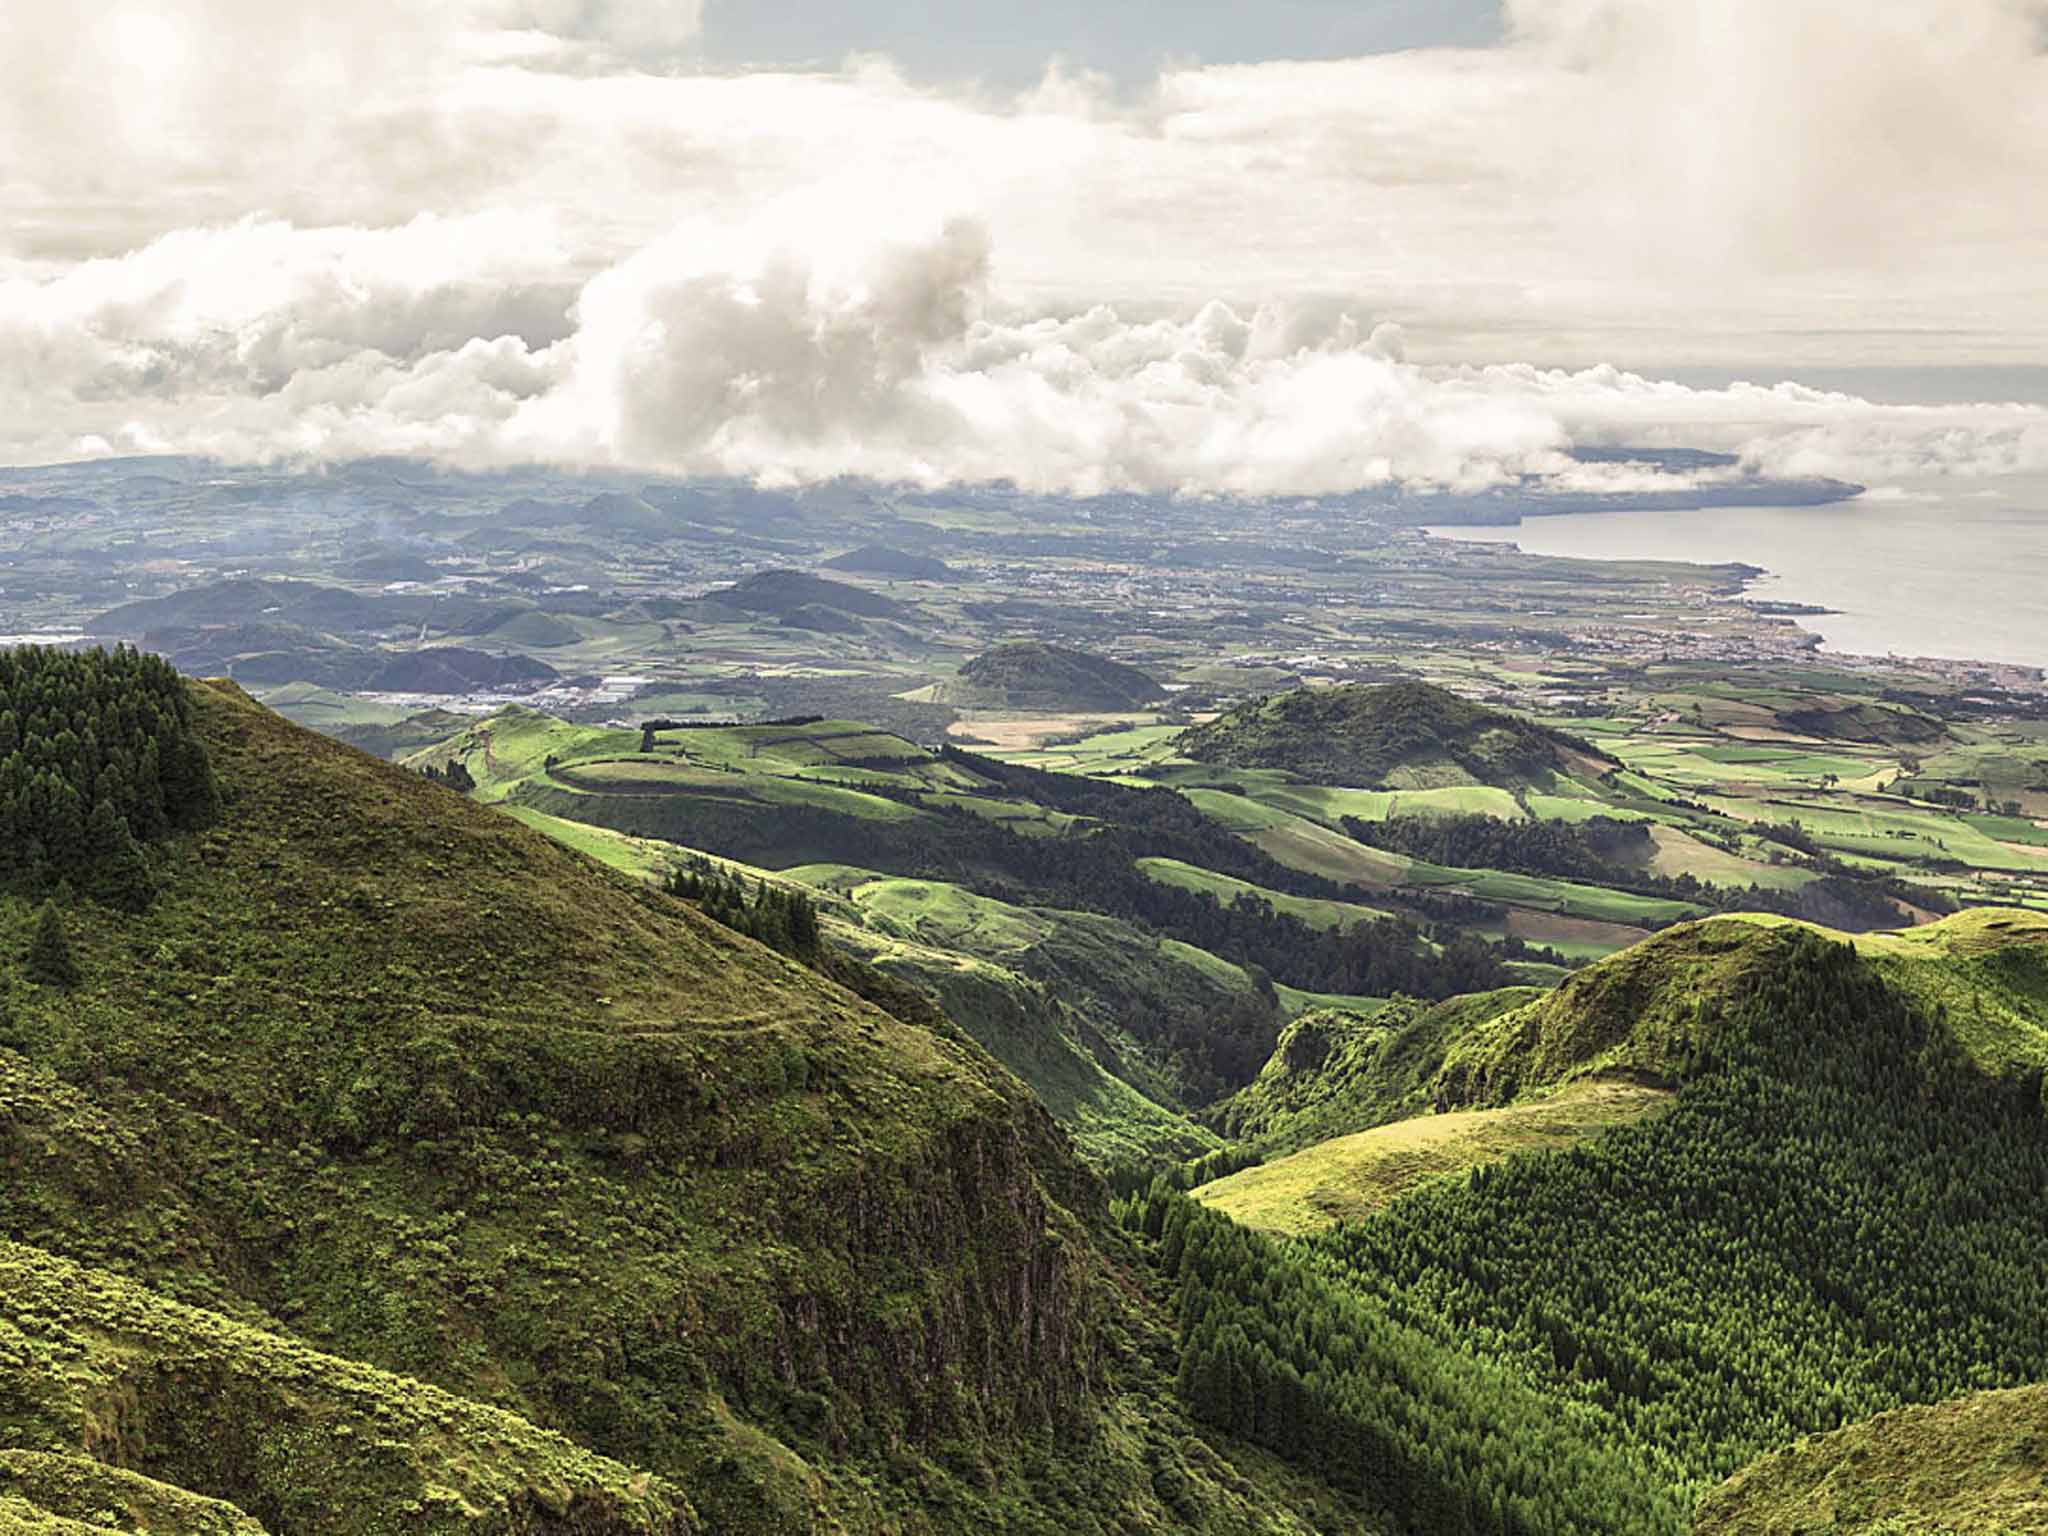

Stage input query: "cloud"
[
  {"left": 6, "top": 210, "right": 2046, "bottom": 493},
  {"left": 1, "top": 0, "right": 2045, "bottom": 486},
  {"left": 505, "top": 0, "right": 705, "bottom": 58},
  {"left": 1502, "top": 0, "right": 2048, "bottom": 282}
]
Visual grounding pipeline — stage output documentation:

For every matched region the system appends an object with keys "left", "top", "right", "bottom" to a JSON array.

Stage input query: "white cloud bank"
[{"left": 1, "top": 0, "right": 2044, "bottom": 490}]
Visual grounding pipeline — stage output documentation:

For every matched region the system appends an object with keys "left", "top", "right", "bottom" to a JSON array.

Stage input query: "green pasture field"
[
  {"left": 838, "top": 877, "right": 1055, "bottom": 955},
  {"left": 1523, "top": 792, "right": 1651, "bottom": 824},
  {"left": 1240, "top": 783, "right": 1399, "bottom": 826},
  {"left": 1689, "top": 746, "right": 1879, "bottom": 777},
  {"left": 1275, "top": 986, "right": 1393, "bottom": 1018},
  {"left": 1734, "top": 797, "right": 2048, "bottom": 872},
  {"left": 1645, "top": 825, "right": 1820, "bottom": 892},
  {"left": 1183, "top": 788, "right": 1417, "bottom": 888},
  {"left": 497, "top": 805, "right": 677, "bottom": 881},
  {"left": 969, "top": 721, "right": 1180, "bottom": 774},
  {"left": 1969, "top": 814, "right": 2048, "bottom": 848},
  {"left": 920, "top": 791, "right": 1080, "bottom": 836},
  {"left": 622, "top": 689, "right": 757, "bottom": 718},
  {"left": 1136, "top": 857, "right": 1402, "bottom": 930},
  {"left": 1388, "top": 785, "right": 1529, "bottom": 820},
  {"left": 1402, "top": 863, "right": 1706, "bottom": 926},
  {"left": 1157, "top": 937, "right": 1254, "bottom": 989},
  {"left": 256, "top": 683, "right": 415, "bottom": 728}
]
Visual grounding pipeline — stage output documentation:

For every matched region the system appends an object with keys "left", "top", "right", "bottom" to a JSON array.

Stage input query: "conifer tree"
[
  {"left": 27, "top": 901, "right": 79, "bottom": 988},
  {"left": 84, "top": 797, "right": 155, "bottom": 912}
]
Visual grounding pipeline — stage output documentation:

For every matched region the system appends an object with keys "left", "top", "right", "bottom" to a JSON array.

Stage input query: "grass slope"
[
  {"left": 0, "top": 1241, "right": 694, "bottom": 1535},
  {"left": 1192, "top": 1078, "right": 1672, "bottom": 1236},
  {"left": 1695, "top": 1384, "right": 2048, "bottom": 1536},
  {"left": 1130, "top": 911, "right": 2048, "bottom": 1535},
  {"left": 0, "top": 679, "right": 1366, "bottom": 1536},
  {"left": 1137, "top": 858, "right": 1402, "bottom": 930},
  {"left": 1208, "top": 993, "right": 1546, "bottom": 1156}
]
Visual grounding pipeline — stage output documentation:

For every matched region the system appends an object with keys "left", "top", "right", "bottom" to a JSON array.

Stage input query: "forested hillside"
[
  {"left": 1178, "top": 682, "right": 1608, "bottom": 789},
  {"left": 13, "top": 648, "right": 2048, "bottom": 1534},
  {"left": 0, "top": 646, "right": 218, "bottom": 908},
  {"left": 1120, "top": 919, "right": 2048, "bottom": 1534}
]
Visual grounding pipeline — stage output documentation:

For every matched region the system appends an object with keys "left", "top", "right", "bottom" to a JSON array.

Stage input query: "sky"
[
  {"left": 700, "top": 0, "right": 1506, "bottom": 86},
  {"left": 1, "top": 0, "right": 2045, "bottom": 492}
]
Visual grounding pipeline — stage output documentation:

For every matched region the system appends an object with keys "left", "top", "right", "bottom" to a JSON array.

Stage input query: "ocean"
[{"left": 1427, "top": 474, "right": 2048, "bottom": 671}]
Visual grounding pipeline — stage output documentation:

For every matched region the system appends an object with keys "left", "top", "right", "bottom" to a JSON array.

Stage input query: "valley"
[
  {"left": 6, "top": 459, "right": 2048, "bottom": 1534},
  {"left": 10, "top": 2, "right": 2045, "bottom": 1530}
]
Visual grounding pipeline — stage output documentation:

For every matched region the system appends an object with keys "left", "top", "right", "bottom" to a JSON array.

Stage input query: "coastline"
[{"left": 1424, "top": 521, "right": 2048, "bottom": 687}]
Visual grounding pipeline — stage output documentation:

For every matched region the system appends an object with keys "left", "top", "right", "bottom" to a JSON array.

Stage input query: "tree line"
[
  {"left": 0, "top": 645, "right": 218, "bottom": 910},
  {"left": 1344, "top": 810, "right": 1652, "bottom": 883},
  {"left": 666, "top": 857, "right": 823, "bottom": 961},
  {"left": 1343, "top": 809, "right": 1948, "bottom": 932}
]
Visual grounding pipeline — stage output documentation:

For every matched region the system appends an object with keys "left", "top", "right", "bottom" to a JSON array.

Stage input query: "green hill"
[
  {"left": 821, "top": 544, "right": 961, "bottom": 583},
  {"left": 941, "top": 643, "right": 1167, "bottom": 711},
  {"left": 0, "top": 667, "right": 1365, "bottom": 1535},
  {"left": 1207, "top": 991, "right": 1546, "bottom": 1156},
  {"left": 412, "top": 709, "right": 1505, "bottom": 1104},
  {"left": 0, "top": 1240, "right": 694, "bottom": 1534},
  {"left": 363, "top": 647, "right": 558, "bottom": 692},
  {"left": 1177, "top": 681, "right": 1611, "bottom": 790},
  {"left": 712, "top": 569, "right": 911, "bottom": 621},
  {"left": 89, "top": 579, "right": 377, "bottom": 638},
  {"left": 1191, "top": 1077, "right": 1672, "bottom": 1236},
  {"left": 1117, "top": 911, "right": 2048, "bottom": 1536},
  {"left": 1695, "top": 1383, "right": 2048, "bottom": 1535},
  {"left": 1778, "top": 696, "right": 1948, "bottom": 746},
  {"left": 483, "top": 608, "right": 583, "bottom": 648}
]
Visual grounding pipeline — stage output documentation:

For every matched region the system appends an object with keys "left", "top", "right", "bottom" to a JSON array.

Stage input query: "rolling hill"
[
  {"left": 408, "top": 709, "right": 1520, "bottom": 1105},
  {"left": 711, "top": 568, "right": 912, "bottom": 621},
  {"left": 1177, "top": 681, "right": 1612, "bottom": 790},
  {"left": 362, "top": 646, "right": 558, "bottom": 692},
  {"left": 940, "top": 642, "right": 1168, "bottom": 711},
  {"left": 820, "top": 544, "right": 962, "bottom": 583},
  {"left": 0, "top": 661, "right": 1366, "bottom": 1535},
  {"left": 1119, "top": 910, "right": 2048, "bottom": 1536},
  {"left": 90, "top": 578, "right": 378, "bottom": 637}
]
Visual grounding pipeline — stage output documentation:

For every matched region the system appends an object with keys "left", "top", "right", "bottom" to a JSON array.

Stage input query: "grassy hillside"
[
  {"left": 0, "top": 1241, "right": 695, "bottom": 1535},
  {"left": 411, "top": 709, "right": 1510, "bottom": 1099},
  {"left": 1190, "top": 1078, "right": 1671, "bottom": 1236},
  {"left": 1207, "top": 994, "right": 1542, "bottom": 1155},
  {"left": 0, "top": 674, "right": 1370, "bottom": 1535},
  {"left": 1695, "top": 1384, "right": 2048, "bottom": 1535},
  {"left": 1430, "top": 909, "right": 2048, "bottom": 1106},
  {"left": 1177, "top": 682, "right": 1608, "bottom": 790},
  {"left": 820, "top": 544, "right": 961, "bottom": 583},
  {"left": 788, "top": 864, "right": 1279, "bottom": 1134},
  {"left": 712, "top": 569, "right": 911, "bottom": 621},
  {"left": 822, "top": 913, "right": 1223, "bottom": 1167}
]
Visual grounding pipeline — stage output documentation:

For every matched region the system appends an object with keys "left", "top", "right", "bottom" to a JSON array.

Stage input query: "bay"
[{"left": 1427, "top": 474, "right": 2048, "bottom": 671}]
